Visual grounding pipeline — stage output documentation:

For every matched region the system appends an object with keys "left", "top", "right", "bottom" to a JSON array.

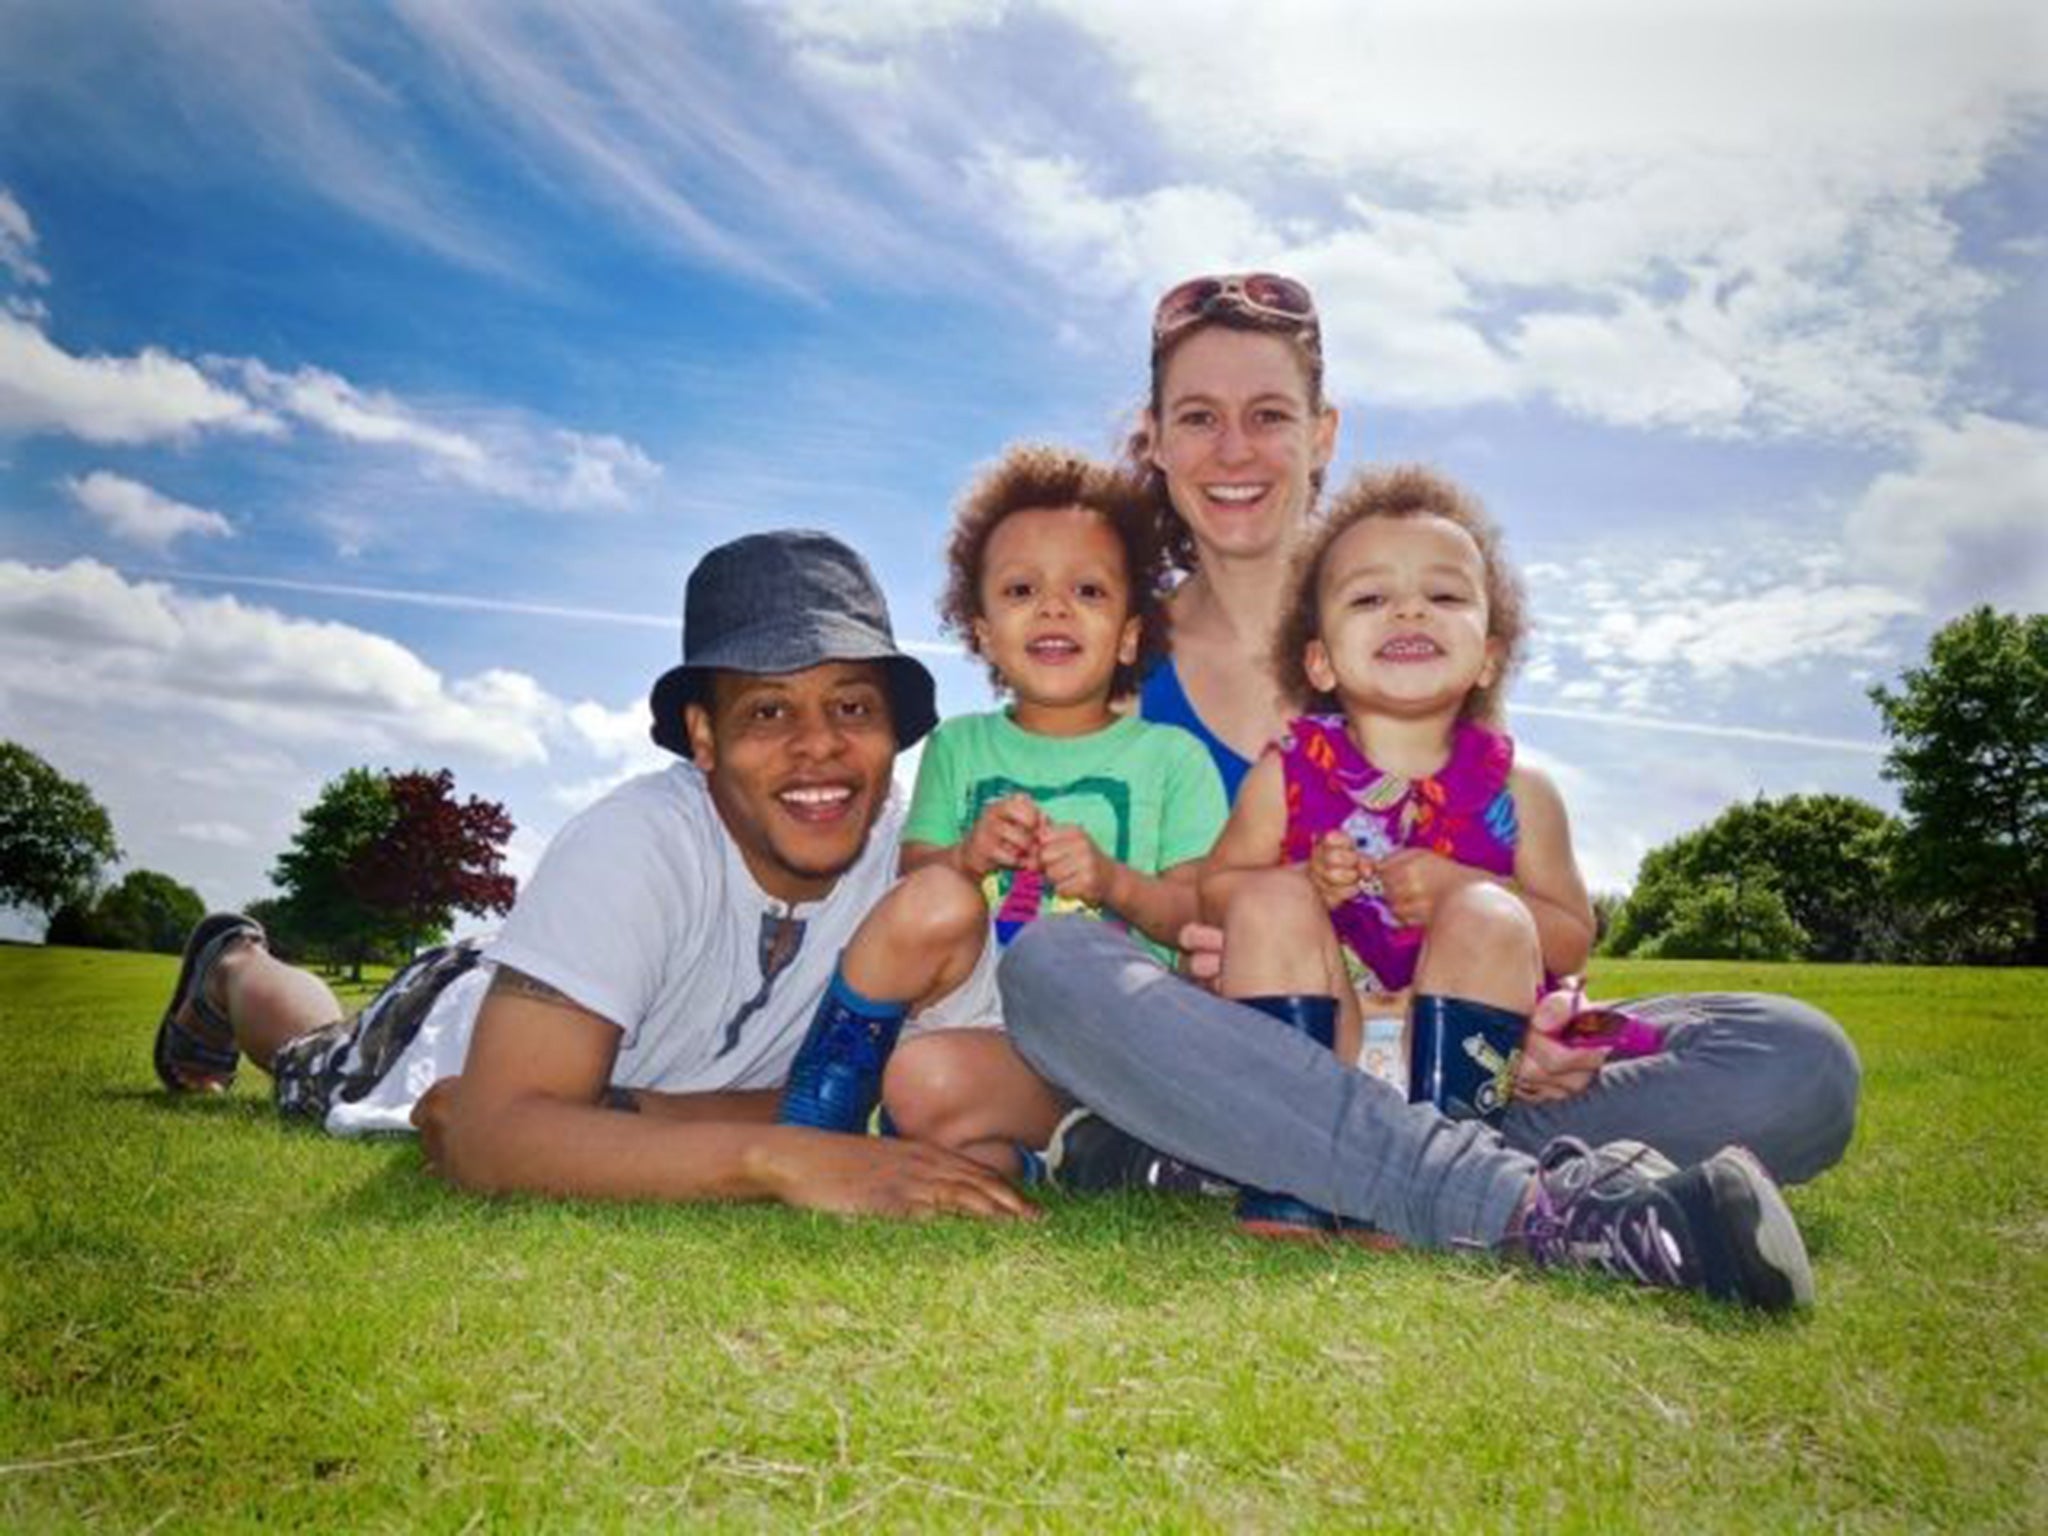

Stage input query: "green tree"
[
  {"left": 241, "top": 895, "right": 313, "bottom": 964},
  {"left": 1603, "top": 793, "right": 1904, "bottom": 961},
  {"left": 45, "top": 869, "right": 205, "bottom": 953},
  {"left": 1637, "top": 876, "right": 1807, "bottom": 961},
  {"left": 1870, "top": 607, "right": 2048, "bottom": 965},
  {"left": 271, "top": 767, "right": 406, "bottom": 978},
  {"left": 0, "top": 741, "right": 120, "bottom": 921}
]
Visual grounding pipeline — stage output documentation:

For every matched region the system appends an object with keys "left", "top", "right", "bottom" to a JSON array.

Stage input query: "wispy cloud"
[
  {"left": 1514, "top": 703, "right": 1884, "bottom": 756},
  {"left": 0, "top": 186, "right": 49, "bottom": 287},
  {"left": 152, "top": 568, "right": 973, "bottom": 658},
  {"left": 233, "top": 361, "right": 663, "bottom": 514},
  {"left": 66, "top": 471, "right": 234, "bottom": 551}
]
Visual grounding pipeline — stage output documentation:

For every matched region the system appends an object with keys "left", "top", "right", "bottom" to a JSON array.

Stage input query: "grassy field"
[{"left": 3, "top": 946, "right": 2044, "bottom": 1531}]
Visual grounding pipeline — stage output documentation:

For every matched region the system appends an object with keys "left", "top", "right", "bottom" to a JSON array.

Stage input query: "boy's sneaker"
[
  {"left": 777, "top": 1005, "right": 900, "bottom": 1134},
  {"left": 1514, "top": 1138, "right": 1814, "bottom": 1311},
  {"left": 1044, "top": 1109, "right": 1234, "bottom": 1197}
]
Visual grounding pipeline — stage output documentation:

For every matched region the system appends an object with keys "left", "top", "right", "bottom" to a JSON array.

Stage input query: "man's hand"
[
  {"left": 1036, "top": 821, "right": 1118, "bottom": 907},
  {"left": 1512, "top": 981, "right": 1609, "bottom": 1104},
  {"left": 416, "top": 1075, "right": 1037, "bottom": 1220},
  {"left": 1308, "top": 830, "right": 1368, "bottom": 910},
  {"left": 957, "top": 793, "right": 1043, "bottom": 879},
  {"left": 1377, "top": 848, "right": 1481, "bottom": 928},
  {"left": 757, "top": 1129, "right": 1040, "bottom": 1221}
]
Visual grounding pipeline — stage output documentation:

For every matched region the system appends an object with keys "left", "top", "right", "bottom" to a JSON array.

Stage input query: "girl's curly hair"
[
  {"left": 1272, "top": 464, "right": 1528, "bottom": 725},
  {"left": 938, "top": 444, "right": 1170, "bottom": 700}
]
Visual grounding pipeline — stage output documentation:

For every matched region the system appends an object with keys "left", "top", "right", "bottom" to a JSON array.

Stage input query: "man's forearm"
[
  {"left": 436, "top": 1089, "right": 794, "bottom": 1204},
  {"left": 618, "top": 1086, "right": 781, "bottom": 1124}
]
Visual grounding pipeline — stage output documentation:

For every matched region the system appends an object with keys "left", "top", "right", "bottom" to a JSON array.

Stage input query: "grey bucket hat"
[{"left": 648, "top": 529, "right": 938, "bottom": 755}]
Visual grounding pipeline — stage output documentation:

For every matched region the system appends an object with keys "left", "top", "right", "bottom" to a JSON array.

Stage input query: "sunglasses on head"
[{"left": 1151, "top": 271, "right": 1319, "bottom": 348}]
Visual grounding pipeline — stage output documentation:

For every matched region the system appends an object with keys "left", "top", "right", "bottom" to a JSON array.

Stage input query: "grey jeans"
[{"left": 999, "top": 918, "right": 1860, "bottom": 1251}]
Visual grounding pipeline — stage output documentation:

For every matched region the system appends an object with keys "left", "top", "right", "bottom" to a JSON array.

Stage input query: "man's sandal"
[{"left": 153, "top": 913, "right": 265, "bottom": 1094}]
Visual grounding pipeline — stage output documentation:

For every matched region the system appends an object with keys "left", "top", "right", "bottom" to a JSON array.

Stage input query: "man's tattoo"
[{"left": 489, "top": 965, "right": 581, "bottom": 1010}]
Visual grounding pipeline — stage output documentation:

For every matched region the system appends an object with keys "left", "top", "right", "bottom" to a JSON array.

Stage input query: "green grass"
[{"left": 4, "top": 948, "right": 2044, "bottom": 1531}]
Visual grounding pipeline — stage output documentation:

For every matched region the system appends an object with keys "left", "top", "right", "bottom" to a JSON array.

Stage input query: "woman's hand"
[
  {"left": 1174, "top": 921, "right": 1225, "bottom": 989},
  {"left": 1512, "top": 980, "right": 1609, "bottom": 1103}
]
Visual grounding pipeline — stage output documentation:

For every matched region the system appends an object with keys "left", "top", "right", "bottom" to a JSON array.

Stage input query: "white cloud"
[
  {"left": 1579, "top": 581, "right": 1920, "bottom": 680},
  {"left": 0, "top": 186, "right": 49, "bottom": 287},
  {"left": 781, "top": 0, "right": 2044, "bottom": 440},
  {"left": 65, "top": 470, "right": 234, "bottom": 551},
  {"left": 0, "top": 559, "right": 560, "bottom": 766},
  {"left": 1846, "top": 413, "right": 2048, "bottom": 615},
  {"left": 0, "top": 315, "right": 279, "bottom": 444}
]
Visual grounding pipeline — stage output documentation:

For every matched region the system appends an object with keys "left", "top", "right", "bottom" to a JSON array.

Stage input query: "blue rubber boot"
[
  {"left": 1233, "top": 995, "right": 1342, "bottom": 1240},
  {"left": 1408, "top": 994, "right": 1527, "bottom": 1125},
  {"left": 777, "top": 967, "right": 906, "bottom": 1133}
]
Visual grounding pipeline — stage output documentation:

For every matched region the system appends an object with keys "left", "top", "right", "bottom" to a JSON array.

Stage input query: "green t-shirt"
[{"left": 903, "top": 710, "right": 1228, "bottom": 961}]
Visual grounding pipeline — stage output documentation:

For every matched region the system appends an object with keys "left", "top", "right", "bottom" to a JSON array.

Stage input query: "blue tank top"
[{"left": 1138, "top": 656, "right": 1253, "bottom": 803}]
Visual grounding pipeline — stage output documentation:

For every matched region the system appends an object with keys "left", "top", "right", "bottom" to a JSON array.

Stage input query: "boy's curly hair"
[
  {"left": 939, "top": 444, "right": 1169, "bottom": 700},
  {"left": 1272, "top": 464, "right": 1528, "bottom": 725}
]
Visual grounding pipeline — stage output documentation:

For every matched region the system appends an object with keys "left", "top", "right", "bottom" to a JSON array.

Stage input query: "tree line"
[
  {"left": 4, "top": 607, "right": 2041, "bottom": 967},
  {"left": 0, "top": 749, "right": 514, "bottom": 973},
  {"left": 1602, "top": 608, "right": 2045, "bottom": 965}
]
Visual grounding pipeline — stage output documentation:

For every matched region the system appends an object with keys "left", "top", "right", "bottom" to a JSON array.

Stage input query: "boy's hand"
[
  {"left": 1377, "top": 848, "right": 1480, "bottom": 928},
  {"left": 1036, "top": 821, "right": 1118, "bottom": 907},
  {"left": 1308, "top": 830, "right": 1368, "bottom": 909},
  {"left": 957, "top": 793, "right": 1043, "bottom": 878}
]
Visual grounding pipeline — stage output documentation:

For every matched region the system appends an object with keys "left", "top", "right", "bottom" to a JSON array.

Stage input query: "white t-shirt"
[{"left": 322, "top": 762, "right": 902, "bottom": 1135}]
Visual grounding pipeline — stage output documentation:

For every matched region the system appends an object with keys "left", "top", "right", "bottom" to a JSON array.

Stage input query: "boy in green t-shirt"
[{"left": 776, "top": 446, "right": 1228, "bottom": 1175}]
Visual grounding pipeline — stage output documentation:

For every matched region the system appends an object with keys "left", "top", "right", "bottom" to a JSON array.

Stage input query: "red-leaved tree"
[{"left": 343, "top": 769, "right": 516, "bottom": 957}]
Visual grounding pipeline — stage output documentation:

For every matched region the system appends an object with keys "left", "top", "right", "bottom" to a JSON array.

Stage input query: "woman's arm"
[
  {"left": 1195, "top": 752, "right": 1291, "bottom": 925},
  {"left": 1501, "top": 764, "right": 1596, "bottom": 977}
]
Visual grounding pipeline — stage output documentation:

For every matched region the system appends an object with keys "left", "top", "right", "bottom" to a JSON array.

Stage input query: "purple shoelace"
[{"left": 1516, "top": 1137, "right": 1688, "bottom": 1289}]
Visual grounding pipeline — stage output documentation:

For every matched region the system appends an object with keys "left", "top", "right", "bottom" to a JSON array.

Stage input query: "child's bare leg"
[
  {"left": 1220, "top": 867, "right": 1359, "bottom": 1061},
  {"left": 778, "top": 865, "right": 988, "bottom": 1134},
  {"left": 841, "top": 865, "right": 990, "bottom": 1005},
  {"left": 883, "top": 1031, "right": 1066, "bottom": 1175},
  {"left": 1411, "top": 883, "right": 1542, "bottom": 1011}
]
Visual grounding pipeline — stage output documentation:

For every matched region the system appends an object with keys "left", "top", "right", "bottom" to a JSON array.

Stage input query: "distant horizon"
[{"left": 3, "top": 1, "right": 2043, "bottom": 939}]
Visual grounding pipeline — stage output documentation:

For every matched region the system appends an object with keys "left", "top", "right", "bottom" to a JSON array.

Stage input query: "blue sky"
[{"left": 2, "top": 0, "right": 2044, "bottom": 938}]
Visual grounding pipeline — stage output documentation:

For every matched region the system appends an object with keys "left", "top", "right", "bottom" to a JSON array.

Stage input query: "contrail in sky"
[{"left": 153, "top": 567, "right": 1886, "bottom": 752}]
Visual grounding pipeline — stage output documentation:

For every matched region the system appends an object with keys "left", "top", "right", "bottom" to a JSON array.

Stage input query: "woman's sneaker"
[{"left": 1512, "top": 1138, "right": 1814, "bottom": 1311}]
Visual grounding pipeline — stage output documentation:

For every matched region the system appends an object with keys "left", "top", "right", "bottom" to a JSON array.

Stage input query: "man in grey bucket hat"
[
  {"left": 151, "top": 530, "right": 1032, "bottom": 1223},
  {"left": 648, "top": 530, "right": 937, "bottom": 755}
]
